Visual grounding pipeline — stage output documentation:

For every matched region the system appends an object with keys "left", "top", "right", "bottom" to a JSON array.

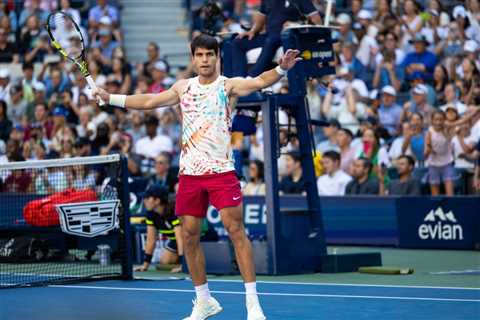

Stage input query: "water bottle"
[{"left": 97, "top": 244, "right": 111, "bottom": 266}]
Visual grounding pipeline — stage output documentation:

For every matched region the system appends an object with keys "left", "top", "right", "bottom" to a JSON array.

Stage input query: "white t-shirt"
[
  {"left": 451, "top": 135, "right": 476, "bottom": 169},
  {"left": 317, "top": 170, "right": 352, "bottom": 196},
  {"left": 388, "top": 136, "right": 413, "bottom": 162},
  {"left": 135, "top": 135, "right": 173, "bottom": 159}
]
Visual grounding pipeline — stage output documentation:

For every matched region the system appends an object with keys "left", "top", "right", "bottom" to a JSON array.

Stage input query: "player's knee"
[
  {"left": 182, "top": 228, "right": 201, "bottom": 245},
  {"left": 225, "top": 223, "right": 245, "bottom": 241}
]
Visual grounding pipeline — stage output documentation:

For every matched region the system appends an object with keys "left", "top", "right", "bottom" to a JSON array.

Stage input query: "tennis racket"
[{"left": 45, "top": 11, "right": 105, "bottom": 105}]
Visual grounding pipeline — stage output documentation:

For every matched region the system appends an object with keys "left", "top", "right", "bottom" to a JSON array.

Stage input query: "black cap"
[{"left": 143, "top": 184, "right": 168, "bottom": 201}]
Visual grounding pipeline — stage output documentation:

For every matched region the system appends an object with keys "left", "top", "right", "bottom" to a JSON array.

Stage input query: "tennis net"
[{"left": 0, "top": 154, "right": 132, "bottom": 288}]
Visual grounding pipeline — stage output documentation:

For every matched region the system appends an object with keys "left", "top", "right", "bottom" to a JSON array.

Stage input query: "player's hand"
[
  {"left": 170, "top": 265, "right": 182, "bottom": 273},
  {"left": 92, "top": 87, "right": 109, "bottom": 105},
  {"left": 278, "top": 49, "right": 302, "bottom": 71}
]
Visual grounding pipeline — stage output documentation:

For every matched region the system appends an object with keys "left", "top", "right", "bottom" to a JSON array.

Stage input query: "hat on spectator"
[
  {"left": 357, "top": 9, "right": 372, "bottom": 20},
  {"left": 99, "top": 16, "right": 112, "bottom": 25},
  {"left": 98, "top": 28, "right": 111, "bottom": 36},
  {"left": 369, "top": 89, "right": 379, "bottom": 100},
  {"left": 464, "top": 40, "right": 479, "bottom": 53},
  {"left": 0, "top": 68, "right": 9, "bottom": 78},
  {"left": 53, "top": 106, "right": 68, "bottom": 117},
  {"left": 153, "top": 60, "right": 167, "bottom": 72},
  {"left": 336, "top": 13, "right": 351, "bottom": 25},
  {"left": 453, "top": 5, "right": 467, "bottom": 19},
  {"left": 409, "top": 34, "right": 429, "bottom": 45},
  {"left": 412, "top": 84, "right": 428, "bottom": 95},
  {"left": 32, "top": 82, "right": 46, "bottom": 92},
  {"left": 382, "top": 85, "right": 396, "bottom": 96}
]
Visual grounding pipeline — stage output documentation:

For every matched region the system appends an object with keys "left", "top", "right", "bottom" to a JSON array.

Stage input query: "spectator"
[
  {"left": 345, "top": 157, "right": 380, "bottom": 195},
  {"left": 339, "top": 42, "right": 366, "bottom": 81},
  {"left": 6, "top": 83, "right": 28, "bottom": 126},
  {"left": 44, "top": 67, "right": 70, "bottom": 99},
  {"left": 92, "top": 28, "right": 118, "bottom": 65},
  {"left": 386, "top": 155, "right": 421, "bottom": 195},
  {"left": 388, "top": 121, "right": 415, "bottom": 165},
  {"left": 354, "top": 10, "right": 378, "bottom": 69},
  {"left": 141, "top": 42, "right": 169, "bottom": 80},
  {"left": 31, "top": 82, "right": 47, "bottom": 107},
  {"left": 440, "top": 83, "right": 467, "bottom": 115},
  {"left": 148, "top": 152, "right": 178, "bottom": 194},
  {"left": 373, "top": 0, "right": 398, "bottom": 36},
  {"left": 0, "top": 100, "right": 11, "bottom": 142},
  {"left": 28, "top": 103, "right": 53, "bottom": 140},
  {"left": 126, "top": 110, "right": 145, "bottom": 144},
  {"left": 279, "top": 152, "right": 305, "bottom": 194},
  {"left": 76, "top": 107, "right": 95, "bottom": 139},
  {"left": 336, "top": 127, "right": 355, "bottom": 175},
  {"left": 432, "top": 65, "right": 450, "bottom": 105},
  {"left": 424, "top": 110, "right": 455, "bottom": 196},
  {"left": 148, "top": 61, "right": 168, "bottom": 94},
  {"left": 402, "top": 34, "right": 437, "bottom": 82},
  {"left": 73, "top": 137, "right": 92, "bottom": 157},
  {"left": 69, "top": 164, "right": 96, "bottom": 190},
  {"left": 88, "top": 0, "right": 119, "bottom": 30},
  {"left": 88, "top": 60, "right": 107, "bottom": 87},
  {"left": 21, "top": 15, "right": 50, "bottom": 63},
  {"left": 372, "top": 48, "right": 402, "bottom": 91},
  {"left": 451, "top": 124, "right": 476, "bottom": 169},
  {"left": 19, "top": 0, "right": 49, "bottom": 27},
  {"left": 316, "top": 119, "right": 340, "bottom": 153},
  {"left": 232, "top": 0, "right": 321, "bottom": 77},
  {"left": 321, "top": 82, "right": 366, "bottom": 135},
  {"left": 357, "top": 127, "right": 390, "bottom": 170},
  {"left": 0, "top": 68, "right": 9, "bottom": 100},
  {"left": 333, "top": 13, "right": 354, "bottom": 44},
  {"left": 110, "top": 57, "right": 132, "bottom": 94},
  {"left": 377, "top": 85, "right": 402, "bottom": 137},
  {"left": 60, "top": 0, "right": 81, "bottom": 25},
  {"left": 0, "top": 27, "right": 18, "bottom": 63},
  {"left": 135, "top": 114, "right": 173, "bottom": 158},
  {"left": 400, "top": 0, "right": 423, "bottom": 50},
  {"left": 243, "top": 159, "right": 266, "bottom": 195},
  {"left": 401, "top": 84, "right": 434, "bottom": 127},
  {"left": 317, "top": 150, "right": 352, "bottom": 195}
]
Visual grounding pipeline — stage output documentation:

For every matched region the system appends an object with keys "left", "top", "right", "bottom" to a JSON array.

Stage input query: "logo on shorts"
[
  {"left": 418, "top": 207, "right": 463, "bottom": 240},
  {"left": 233, "top": 196, "right": 241, "bottom": 201}
]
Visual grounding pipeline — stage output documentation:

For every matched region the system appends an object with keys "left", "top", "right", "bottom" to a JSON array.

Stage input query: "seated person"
[
  {"left": 231, "top": 0, "right": 321, "bottom": 77},
  {"left": 317, "top": 150, "right": 352, "bottom": 195},
  {"left": 386, "top": 155, "right": 421, "bottom": 195},
  {"left": 279, "top": 151, "right": 305, "bottom": 194},
  {"left": 345, "top": 157, "right": 380, "bottom": 195},
  {"left": 135, "top": 184, "right": 183, "bottom": 273}
]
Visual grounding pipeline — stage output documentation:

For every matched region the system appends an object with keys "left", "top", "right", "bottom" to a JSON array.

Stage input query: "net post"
[{"left": 119, "top": 155, "right": 133, "bottom": 280}]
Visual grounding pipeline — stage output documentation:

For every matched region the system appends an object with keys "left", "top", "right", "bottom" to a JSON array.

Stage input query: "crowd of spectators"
[{"left": 0, "top": 0, "right": 479, "bottom": 198}]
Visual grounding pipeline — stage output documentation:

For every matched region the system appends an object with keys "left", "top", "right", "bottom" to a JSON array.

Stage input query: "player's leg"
[
  {"left": 209, "top": 172, "right": 266, "bottom": 320},
  {"left": 176, "top": 176, "right": 222, "bottom": 319}
]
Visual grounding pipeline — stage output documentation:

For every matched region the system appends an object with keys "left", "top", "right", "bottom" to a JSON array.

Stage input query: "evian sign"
[{"left": 418, "top": 207, "right": 463, "bottom": 240}]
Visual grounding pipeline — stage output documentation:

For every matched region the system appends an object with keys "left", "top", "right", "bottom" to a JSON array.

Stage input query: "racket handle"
[{"left": 85, "top": 75, "right": 106, "bottom": 106}]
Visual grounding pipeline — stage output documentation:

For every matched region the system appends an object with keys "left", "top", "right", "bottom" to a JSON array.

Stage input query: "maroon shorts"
[{"left": 175, "top": 171, "right": 242, "bottom": 218}]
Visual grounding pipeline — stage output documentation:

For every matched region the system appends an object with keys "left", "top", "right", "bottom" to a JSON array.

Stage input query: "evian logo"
[{"left": 418, "top": 207, "right": 463, "bottom": 240}]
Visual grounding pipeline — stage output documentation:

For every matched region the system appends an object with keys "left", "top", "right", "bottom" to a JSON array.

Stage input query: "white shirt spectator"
[
  {"left": 388, "top": 136, "right": 414, "bottom": 162},
  {"left": 135, "top": 134, "right": 173, "bottom": 159},
  {"left": 317, "top": 170, "right": 352, "bottom": 195},
  {"left": 451, "top": 135, "right": 476, "bottom": 169}
]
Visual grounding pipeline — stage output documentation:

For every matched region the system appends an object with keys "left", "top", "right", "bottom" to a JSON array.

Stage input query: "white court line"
[
  {"left": 207, "top": 279, "right": 480, "bottom": 291},
  {"left": 50, "top": 285, "right": 480, "bottom": 303}
]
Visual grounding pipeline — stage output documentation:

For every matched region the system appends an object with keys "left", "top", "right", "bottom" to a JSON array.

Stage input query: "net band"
[{"left": 0, "top": 154, "right": 120, "bottom": 170}]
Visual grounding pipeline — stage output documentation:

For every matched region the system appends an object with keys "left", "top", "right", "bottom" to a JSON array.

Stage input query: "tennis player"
[{"left": 93, "top": 34, "right": 301, "bottom": 320}]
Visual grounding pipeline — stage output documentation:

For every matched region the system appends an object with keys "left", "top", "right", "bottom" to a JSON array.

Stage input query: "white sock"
[
  {"left": 245, "top": 282, "right": 259, "bottom": 301},
  {"left": 195, "top": 283, "right": 211, "bottom": 301}
]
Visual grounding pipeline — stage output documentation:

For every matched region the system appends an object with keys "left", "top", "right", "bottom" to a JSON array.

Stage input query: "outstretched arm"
[
  {"left": 228, "top": 49, "right": 301, "bottom": 97},
  {"left": 93, "top": 79, "right": 186, "bottom": 110}
]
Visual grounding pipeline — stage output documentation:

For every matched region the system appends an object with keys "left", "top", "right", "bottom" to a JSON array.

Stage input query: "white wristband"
[
  {"left": 109, "top": 94, "right": 127, "bottom": 108},
  {"left": 275, "top": 65, "right": 288, "bottom": 76}
]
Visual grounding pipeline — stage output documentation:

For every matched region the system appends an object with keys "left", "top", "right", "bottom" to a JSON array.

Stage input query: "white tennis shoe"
[
  {"left": 183, "top": 296, "right": 223, "bottom": 320},
  {"left": 246, "top": 295, "right": 266, "bottom": 320}
]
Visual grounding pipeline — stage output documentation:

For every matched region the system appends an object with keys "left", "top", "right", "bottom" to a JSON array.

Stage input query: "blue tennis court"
[{"left": 1, "top": 278, "right": 479, "bottom": 320}]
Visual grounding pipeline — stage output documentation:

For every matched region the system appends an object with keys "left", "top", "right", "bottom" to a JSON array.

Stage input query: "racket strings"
[{"left": 48, "top": 13, "right": 84, "bottom": 59}]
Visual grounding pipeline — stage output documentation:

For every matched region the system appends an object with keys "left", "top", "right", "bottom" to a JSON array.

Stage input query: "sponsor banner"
[{"left": 396, "top": 197, "right": 480, "bottom": 249}]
